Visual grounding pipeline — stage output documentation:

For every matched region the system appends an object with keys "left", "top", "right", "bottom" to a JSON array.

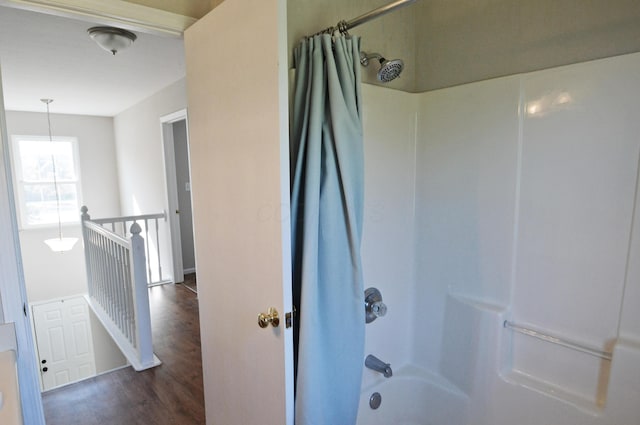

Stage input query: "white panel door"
[
  {"left": 184, "top": 0, "right": 294, "bottom": 424},
  {"left": 32, "top": 297, "right": 96, "bottom": 391}
]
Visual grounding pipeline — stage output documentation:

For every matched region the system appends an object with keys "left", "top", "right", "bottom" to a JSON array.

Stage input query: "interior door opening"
[{"left": 161, "top": 110, "right": 196, "bottom": 290}]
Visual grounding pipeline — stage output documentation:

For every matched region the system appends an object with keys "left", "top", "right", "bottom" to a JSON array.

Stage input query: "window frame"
[{"left": 10, "top": 134, "right": 83, "bottom": 230}]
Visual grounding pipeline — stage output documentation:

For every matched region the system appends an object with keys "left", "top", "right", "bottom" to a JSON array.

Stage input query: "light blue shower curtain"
[{"left": 291, "top": 34, "right": 365, "bottom": 425}]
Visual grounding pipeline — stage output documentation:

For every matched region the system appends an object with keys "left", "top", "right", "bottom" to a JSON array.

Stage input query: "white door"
[
  {"left": 184, "top": 0, "right": 294, "bottom": 424},
  {"left": 32, "top": 297, "right": 96, "bottom": 391}
]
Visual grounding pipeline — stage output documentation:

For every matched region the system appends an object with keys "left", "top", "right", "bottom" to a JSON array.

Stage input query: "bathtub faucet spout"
[{"left": 365, "top": 354, "right": 392, "bottom": 378}]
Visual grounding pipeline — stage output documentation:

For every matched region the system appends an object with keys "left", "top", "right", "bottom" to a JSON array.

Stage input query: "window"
[{"left": 11, "top": 136, "right": 82, "bottom": 228}]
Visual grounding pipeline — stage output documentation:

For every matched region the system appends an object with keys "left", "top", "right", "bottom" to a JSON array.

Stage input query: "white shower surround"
[{"left": 358, "top": 52, "right": 640, "bottom": 424}]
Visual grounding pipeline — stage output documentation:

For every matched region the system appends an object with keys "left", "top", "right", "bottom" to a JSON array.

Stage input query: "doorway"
[
  {"left": 0, "top": 4, "right": 198, "bottom": 423},
  {"left": 161, "top": 110, "right": 196, "bottom": 292}
]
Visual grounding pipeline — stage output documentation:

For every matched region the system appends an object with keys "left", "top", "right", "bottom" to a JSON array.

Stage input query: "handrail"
[
  {"left": 82, "top": 206, "right": 170, "bottom": 286},
  {"left": 503, "top": 321, "right": 613, "bottom": 361},
  {"left": 83, "top": 220, "right": 129, "bottom": 246},
  {"left": 91, "top": 211, "right": 166, "bottom": 225}
]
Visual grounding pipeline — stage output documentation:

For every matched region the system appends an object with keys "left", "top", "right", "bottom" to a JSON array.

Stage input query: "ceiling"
[
  {"left": 5, "top": 0, "right": 639, "bottom": 115},
  {"left": 0, "top": 5, "right": 186, "bottom": 116}
]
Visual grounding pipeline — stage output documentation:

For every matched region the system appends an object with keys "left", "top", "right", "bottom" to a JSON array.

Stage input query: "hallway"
[{"left": 42, "top": 284, "right": 204, "bottom": 425}]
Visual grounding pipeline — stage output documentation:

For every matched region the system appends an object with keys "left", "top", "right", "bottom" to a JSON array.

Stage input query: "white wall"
[
  {"left": 509, "top": 53, "right": 640, "bottom": 404},
  {"left": 5, "top": 111, "right": 121, "bottom": 302},
  {"left": 620, "top": 171, "right": 640, "bottom": 342},
  {"left": 359, "top": 51, "right": 640, "bottom": 424},
  {"left": 360, "top": 84, "right": 418, "bottom": 387},
  {"left": 114, "top": 78, "right": 186, "bottom": 215},
  {"left": 89, "top": 308, "right": 127, "bottom": 373},
  {"left": 414, "top": 75, "right": 521, "bottom": 371},
  {"left": 113, "top": 78, "right": 187, "bottom": 283},
  {"left": 408, "top": 53, "right": 640, "bottom": 422},
  {"left": 5, "top": 110, "right": 126, "bottom": 374}
]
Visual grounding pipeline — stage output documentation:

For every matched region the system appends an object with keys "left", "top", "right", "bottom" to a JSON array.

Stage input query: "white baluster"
[{"left": 155, "top": 217, "right": 163, "bottom": 283}]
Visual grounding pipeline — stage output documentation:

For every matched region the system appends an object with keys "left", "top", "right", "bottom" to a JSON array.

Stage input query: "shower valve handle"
[
  {"left": 371, "top": 301, "right": 387, "bottom": 318},
  {"left": 365, "top": 287, "right": 387, "bottom": 323}
]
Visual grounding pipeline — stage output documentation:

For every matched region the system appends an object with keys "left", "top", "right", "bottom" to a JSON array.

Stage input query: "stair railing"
[
  {"left": 85, "top": 208, "right": 169, "bottom": 286},
  {"left": 80, "top": 206, "right": 160, "bottom": 371}
]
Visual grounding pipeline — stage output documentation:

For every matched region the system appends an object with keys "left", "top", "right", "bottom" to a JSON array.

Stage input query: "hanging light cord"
[{"left": 43, "top": 99, "right": 64, "bottom": 240}]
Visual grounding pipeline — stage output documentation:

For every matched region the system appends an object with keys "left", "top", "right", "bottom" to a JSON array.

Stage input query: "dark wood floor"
[
  {"left": 42, "top": 284, "right": 205, "bottom": 425},
  {"left": 183, "top": 272, "right": 197, "bottom": 294}
]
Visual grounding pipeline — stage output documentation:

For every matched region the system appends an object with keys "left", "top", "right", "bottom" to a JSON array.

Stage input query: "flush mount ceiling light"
[{"left": 88, "top": 26, "right": 137, "bottom": 55}]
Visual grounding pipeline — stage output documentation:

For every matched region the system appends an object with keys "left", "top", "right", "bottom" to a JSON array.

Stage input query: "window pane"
[
  {"left": 18, "top": 140, "right": 77, "bottom": 181},
  {"left": 23, "top": 183, "right": 79, "bottom": 226}
]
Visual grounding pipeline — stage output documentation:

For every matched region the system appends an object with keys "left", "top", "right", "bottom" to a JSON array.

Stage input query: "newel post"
[
  {"left": 130, "top": 222, "right": 154, "bottom": 368},
  {"left": 80, "top": 206, "right": 93, "bottom": 297}
]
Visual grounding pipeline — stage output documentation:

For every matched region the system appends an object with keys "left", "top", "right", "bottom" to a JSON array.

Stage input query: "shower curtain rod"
[{"left": 308, "top": 0, "right": 416, "bottom": 37}]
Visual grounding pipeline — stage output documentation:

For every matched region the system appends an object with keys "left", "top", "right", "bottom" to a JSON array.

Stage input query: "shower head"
[
  {"left": 377, "top": 58, "right": 404, "bottom": 82},
  {"left": 360, "top": 52, "right": 404, "bottom": 82}
]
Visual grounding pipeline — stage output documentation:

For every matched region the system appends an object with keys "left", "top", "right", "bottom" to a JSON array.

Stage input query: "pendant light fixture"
[
  {"left": 42, "top": 99, "right": 78, "bottom": 253},
  {"left": 88, "top": 26, "right": 137, "bottom": 55}
]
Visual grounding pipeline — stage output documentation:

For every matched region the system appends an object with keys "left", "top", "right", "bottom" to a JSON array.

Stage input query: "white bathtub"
[
  {"left": 354, "top": 292, "right": 640, "bottom": 425},
  {"left": 356, "top": 365, "right": 468, "bottom": 425}
]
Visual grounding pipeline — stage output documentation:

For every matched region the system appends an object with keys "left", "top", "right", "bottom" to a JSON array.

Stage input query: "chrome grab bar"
[{"left": 503, "top": 320, "right": 613, "bottom": 361}]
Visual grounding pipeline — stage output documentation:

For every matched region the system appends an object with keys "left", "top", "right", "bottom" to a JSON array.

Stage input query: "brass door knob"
[{"left": 258, "top": 307, "right": 280, "bottom": 328}]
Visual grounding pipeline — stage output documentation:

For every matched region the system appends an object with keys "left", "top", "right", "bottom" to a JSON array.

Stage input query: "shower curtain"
[{"left": 291, "top": 34, "right": 365, "bottom": 425}]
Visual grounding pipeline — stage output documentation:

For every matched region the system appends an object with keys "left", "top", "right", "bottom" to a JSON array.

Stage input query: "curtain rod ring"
[{"left": 337, "top": 20, "right": 349, "bottom": 35}]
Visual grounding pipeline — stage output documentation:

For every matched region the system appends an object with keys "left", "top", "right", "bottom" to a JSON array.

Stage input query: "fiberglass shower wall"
[
  {"left": 359, "top": 52, "right": 640, "bottom": 422},
  {"left": 360, "top": 85, "right": 418, "bottom": 389}
]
